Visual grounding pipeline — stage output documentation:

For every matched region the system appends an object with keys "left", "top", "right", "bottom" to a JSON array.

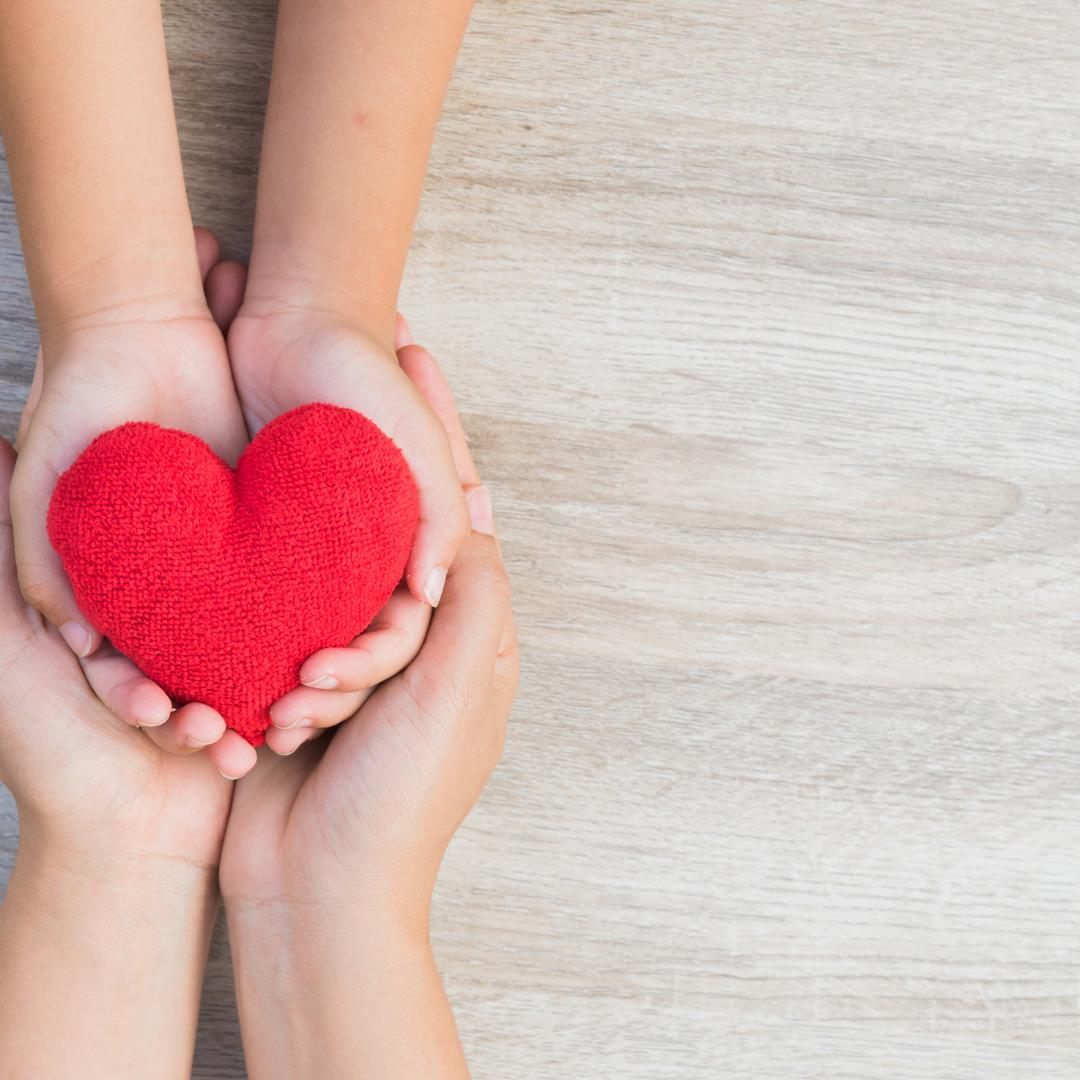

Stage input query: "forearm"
[
  {"left": 245, "top": 0, "right": 475, "bottom": 340},
  {"left": 0, "top": 0, "right": 204, "bottom": 337},
  {"left": 228, "top": 899, "right": 469, "bottom": 1079},
  {"left": 0, "top": 833, "right": 218, "bottom": 1079}
]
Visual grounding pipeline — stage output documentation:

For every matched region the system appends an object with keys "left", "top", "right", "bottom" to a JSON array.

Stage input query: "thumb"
[{"left": 9, "top": 428, "right": 101, "bottom": 657}]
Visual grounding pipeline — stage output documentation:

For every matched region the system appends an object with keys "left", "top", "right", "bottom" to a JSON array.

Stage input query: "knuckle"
[
  {"left": 496, "top": 654, "right": 521, "bottom": 702},
  {"left": 497, "top": 617, "right": 520, "bottom": 661}
]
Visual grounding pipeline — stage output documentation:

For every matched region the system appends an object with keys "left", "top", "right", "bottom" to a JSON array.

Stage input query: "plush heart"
[{"left": 47, "top": 403, "right": 419, "bottom": 746}]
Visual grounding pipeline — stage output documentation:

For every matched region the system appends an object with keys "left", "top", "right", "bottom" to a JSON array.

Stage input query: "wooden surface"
[{"left": 2, "top": 1, "right": 1079, "bottom": 1076}]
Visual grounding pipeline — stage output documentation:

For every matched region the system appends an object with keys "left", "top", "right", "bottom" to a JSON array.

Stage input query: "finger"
[
  {"left": 390, "top": 389, "right": 470, "bottom": 609},
  {"left": 298, "top": 586, "right": 430, "bottom": 692},
  {"left": 80, "top": 647, "right": 173, "bottom": 728},
  {"left": 205, "top": 729, "right": 259, "bottom": 780},
  {"left": 403, "top": 507, "right": 509, "bottom": 708},
  {"left": 268, "top": 684, "right": 374, "bottom": 732},
  {"left": 397, "top": 344, "right": 480, "bottom": 488},
  {"left": 193, "top": 226, "right": 221, "bottom": 280},
  {"left": 395, "top": 312, "right": 414, "bottom": 349},
  {"left": 264, "top": 724, "right": 324, "bottom": 757},
  {"left": 15, "top": 349, "right": 43, "bottom": 451},
  {"left": 140, "top": 702, "right": 227, "bottom": 755},
  {"left": 206, "top": 260, "right": 248, "bottom": 333},
  {"left": 10, "top": 426, "right": 102, "bottom": 657}
]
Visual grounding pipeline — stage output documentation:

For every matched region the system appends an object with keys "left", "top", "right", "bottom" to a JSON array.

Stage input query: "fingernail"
[
  {"left": 59, "top": 620, "right": 92, "bottom": 658},
  {"left": 301, "top": 673, "right": 338, "bottom": 690},
  {"left": 467, "top": 485, "right": 494, "bottom": 535},
  {"left": 188, "top": 735, "right": 219, "bottom": 748},
  {"left": 219, "top": 771, "right": 243, "bottom": 781},
  {"left": 424, "top": 566, "right": 447, "bottom": 607},
  {"left": 133, "top": 689, "right": 172, "bottom": 728}
]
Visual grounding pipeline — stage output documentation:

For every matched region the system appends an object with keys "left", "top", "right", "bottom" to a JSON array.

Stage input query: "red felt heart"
[{"left": 47, "top": 403, "right": 419, "bottom": 745}]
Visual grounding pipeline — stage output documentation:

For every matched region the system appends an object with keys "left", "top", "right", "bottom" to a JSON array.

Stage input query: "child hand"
[
  {"left": 227, "top": 303, "right": 471, "bottom": 610},
  {"left": 11, "top": 229, "right": 257, "bottom": 779},
  {"left": 220, "top": 345, "right": 517, "bottom": 916},
  {"left": 258, "top": 315, "right": 455, "bottom": 751}
]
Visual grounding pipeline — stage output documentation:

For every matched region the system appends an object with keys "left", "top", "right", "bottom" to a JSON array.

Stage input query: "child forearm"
[
  {"left": 244, "top": 0, "right": 475, "bottom": 344},
  {"left": 0, "top": 0, "right": 204, "bottom": 338}
]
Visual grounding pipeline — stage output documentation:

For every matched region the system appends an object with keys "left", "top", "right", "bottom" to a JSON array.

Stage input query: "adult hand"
[
  {"left": 220, "top": 341, "right": 518, "bottom": 1078},
  {"left": 0, "top": 421, "right": 238, "bottom": 1076}
]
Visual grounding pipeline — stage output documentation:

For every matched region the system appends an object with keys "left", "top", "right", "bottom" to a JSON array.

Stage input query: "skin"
[
  {"left": 229, "top": 0, "right": 476, "bottom": 739},
  {"left": 0, "top": 432, "right": 230, "bottom": 1077},
  {"left": 0, "top": 0, "right": 233, "bottom": 632},
  {"left": 222, "top": 350, "right": 517, "bottom": 1079},
  {"left": 14, "top": 232, "right": 257, "bottom": 781},
  {"left": 1, "top": 266, "right": 517, "bottom": 1074},
  {"left": 0, "top": 0, "right": 257, "bottom": 776},
  {"left": 1, "top": 2, "right": 501, "bottom": 1066},
  {"left": 0, "top": 0, "right": 476, "bottom": 764}
]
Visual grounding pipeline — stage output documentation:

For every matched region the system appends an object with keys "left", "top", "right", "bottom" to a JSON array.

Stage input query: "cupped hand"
[
  {"left": 258, "top": 314, "right": 446, "bottom": 753},
  {"left": 0, "top": 435, "right": 235, "bottom": 871},
  {"left": 227, "top": 300, "right": 470, "bottom": 651},
  {"left": 220, "top": 344, "right": 518, "bottom": 926},
  {"left": 12, "top": 228, "right": 257, "bottom": 780}
]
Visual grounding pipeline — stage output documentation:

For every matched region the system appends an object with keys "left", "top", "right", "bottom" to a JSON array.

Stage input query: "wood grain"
[{"left": 2, "top": 1, "right": 1079, "bottom": 1076}]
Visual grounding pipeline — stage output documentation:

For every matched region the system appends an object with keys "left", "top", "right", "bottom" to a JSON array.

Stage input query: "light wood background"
[{"left": 1, "top": 1, "right": 1079, "bottom": 1077}]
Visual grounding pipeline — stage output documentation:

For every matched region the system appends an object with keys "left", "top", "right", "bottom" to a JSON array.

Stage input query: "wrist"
[
  {"left": 226, "top": 890, "right": 432, "bottom": 965},
  {"left": 242, "top": 235, "right": 398, "bottom": 345},
  {"left": 226, "top": 896, "right": 437, "bottom": 1077},
  {"left": 14, "top": 817, "right": 219, "bottom": 903},
  {"left": 34, "top": 242, "right": 210, "bottom": 351}
]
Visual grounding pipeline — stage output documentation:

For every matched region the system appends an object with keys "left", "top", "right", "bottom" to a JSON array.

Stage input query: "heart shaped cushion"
[{"left": 47, "top": 403, "right": 419, "bottom": 746}]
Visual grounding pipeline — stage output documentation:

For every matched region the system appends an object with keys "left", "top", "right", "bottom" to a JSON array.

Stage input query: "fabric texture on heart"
[{"left": 47, "top": 403, "right": 419, "bottom": 746}]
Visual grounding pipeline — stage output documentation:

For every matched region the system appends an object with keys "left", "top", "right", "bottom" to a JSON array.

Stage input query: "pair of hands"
[
  {"left": 11, "top": 227, "right": 475, "bottom": 778},
  {"left": 0, "top": 227, "right": 517, "bottom": 942}
]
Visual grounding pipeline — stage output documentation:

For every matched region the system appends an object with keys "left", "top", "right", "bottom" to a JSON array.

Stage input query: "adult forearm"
[
  {"left": 0, "top": 834, "right": 218, "bottom": 1079},
  {"left": 228, "top": 899, "right": 469, "bottom": 1079},
  {"left": 245, "top": 0, "right": 475, "bottom": 340},
  {"left": 0, "top": 0, "right": 204, "bottom": 337}
]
